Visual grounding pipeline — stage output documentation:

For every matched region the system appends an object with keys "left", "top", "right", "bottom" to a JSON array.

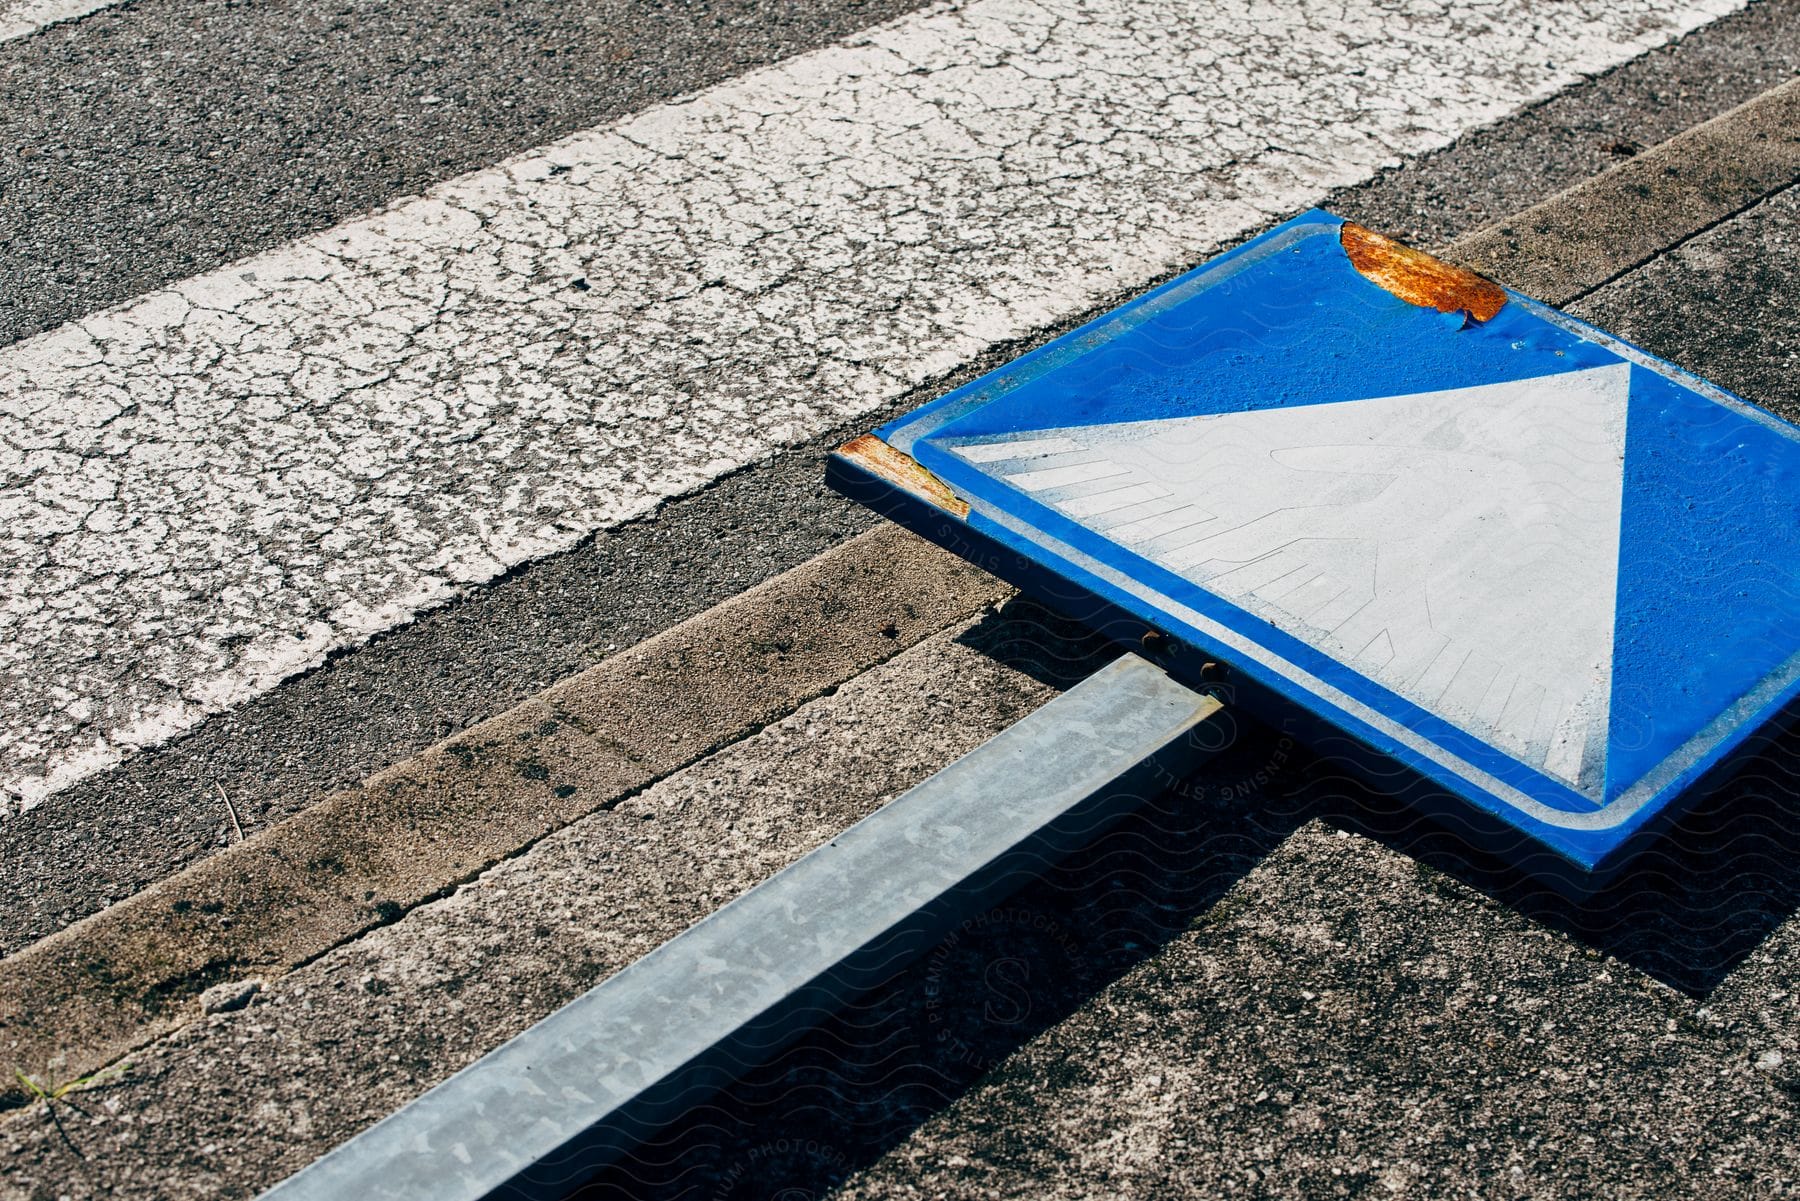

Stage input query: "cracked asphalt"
[
  {"left": 0, "top": 0, "right": 929, "bottom": 347},
  {"left": 4, "top": 0, "right": 1799, "bottom": 958},
  {"left": 0, "top": 0, "right": 1744, "bottom": 812},
  {"left": 1, "top": 0, "right": 1799, "bottom": 1197}
]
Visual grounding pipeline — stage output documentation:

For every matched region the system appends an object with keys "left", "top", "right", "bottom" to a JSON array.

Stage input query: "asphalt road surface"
[
  {"left": 1, "top": 0, "right": 1797, "bottom": 1198},
  {"left": 5, "top": 0, "right": 1800, "bottom": 957}
]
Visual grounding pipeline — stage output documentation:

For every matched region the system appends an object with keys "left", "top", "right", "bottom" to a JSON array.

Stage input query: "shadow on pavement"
[
  {"left": 560, "top": 600, "right": 1311, "bottom": 1200},
  {"left": 1327, "top": 706, "right": 1800, "bottom": 998},
  {"left": 558, "top": 599, "right": 1798, "bottom": 1199}
]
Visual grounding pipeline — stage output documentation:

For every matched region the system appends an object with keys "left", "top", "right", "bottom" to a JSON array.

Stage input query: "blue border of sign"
[{"left": 843, "top": 209, "right": 1800, "bottom": 878}]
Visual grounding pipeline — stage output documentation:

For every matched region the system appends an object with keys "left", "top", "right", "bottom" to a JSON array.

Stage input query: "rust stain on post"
[
  {"left": 1339, "top": 221, "right": 1507, "bottom": 324},
  {"left": 836, "top": 435, "right": 970, "bottom": 519}
]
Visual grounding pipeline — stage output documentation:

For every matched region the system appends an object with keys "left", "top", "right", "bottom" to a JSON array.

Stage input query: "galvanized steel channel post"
[{"left": 262, "top": 653, "right": 1224, "bottom": 1201}]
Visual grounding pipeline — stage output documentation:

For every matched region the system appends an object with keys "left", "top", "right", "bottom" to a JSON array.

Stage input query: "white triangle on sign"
[{"left": 957, "top": 363, "right": 1632, "bottom": 793}]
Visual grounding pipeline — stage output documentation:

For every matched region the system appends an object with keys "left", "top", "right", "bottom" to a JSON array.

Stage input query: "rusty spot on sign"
[
  {"left": 835, "top": 435, "right": 970, "bottom": 519},
  {"left": 1339, "top": 221, "right": 1506, "bottom": 324}
]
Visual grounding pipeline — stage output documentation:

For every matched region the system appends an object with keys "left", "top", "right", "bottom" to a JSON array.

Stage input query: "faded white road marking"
[
  {"left": 0, "top": 0, "right": 121, "bottom": 43},
  {"left": 0, "top": 0, "right": 1740, "bottom": 810},
  {"left": 969, "top": 365, "right": 1632, "bottom": 789}
]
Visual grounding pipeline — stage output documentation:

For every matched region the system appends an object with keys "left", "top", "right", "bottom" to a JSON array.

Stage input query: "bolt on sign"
[{"left": 830, "top": 211, "right": 1800, "bottom": 882}]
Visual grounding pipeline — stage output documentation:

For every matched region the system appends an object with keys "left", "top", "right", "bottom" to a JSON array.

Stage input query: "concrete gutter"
[
  {"left": 1449, "top": 76, "right": 1800, "bottom": 304},
  {"left": 0, "top": 524, "right": 1006, "bottom": 1109}
]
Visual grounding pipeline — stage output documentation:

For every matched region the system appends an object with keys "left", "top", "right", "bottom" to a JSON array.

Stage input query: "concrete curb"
[
  {"left": 0, "top": 524, "right": 1006, "bottom": 1110},
  {"left": 1448, "top": 76, "right": 1800, "bottom": 304}
]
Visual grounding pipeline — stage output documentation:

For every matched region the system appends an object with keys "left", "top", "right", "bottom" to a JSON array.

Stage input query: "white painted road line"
[
  {"left": 0, "top": 0, "right": 1742, "bottom": 811},
  {"left": 0, "top": 0, "right": 121, "bottom": 43}
]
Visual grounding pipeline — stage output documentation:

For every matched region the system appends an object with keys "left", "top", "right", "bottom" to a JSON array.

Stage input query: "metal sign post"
[{"left": 264, "top": 656, "right": 1225, "bottom": 1201}]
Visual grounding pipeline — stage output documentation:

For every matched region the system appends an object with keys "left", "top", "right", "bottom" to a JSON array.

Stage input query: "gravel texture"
[{"left": 828, "top": 822, "right": 1800, "bottom": 1201}]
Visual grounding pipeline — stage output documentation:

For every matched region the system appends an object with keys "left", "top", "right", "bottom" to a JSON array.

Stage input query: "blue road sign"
[{"left": 831, "top": 210, "right": 1800, "bottom": 878}]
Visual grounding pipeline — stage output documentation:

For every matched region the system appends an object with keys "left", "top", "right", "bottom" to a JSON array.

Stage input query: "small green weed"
[
  {"left": 13, "top": 1059, "right": 130, "bottom": 1107},
  {"left": 10, "top": 1059, "right": 130, "bottom": 1167}
]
